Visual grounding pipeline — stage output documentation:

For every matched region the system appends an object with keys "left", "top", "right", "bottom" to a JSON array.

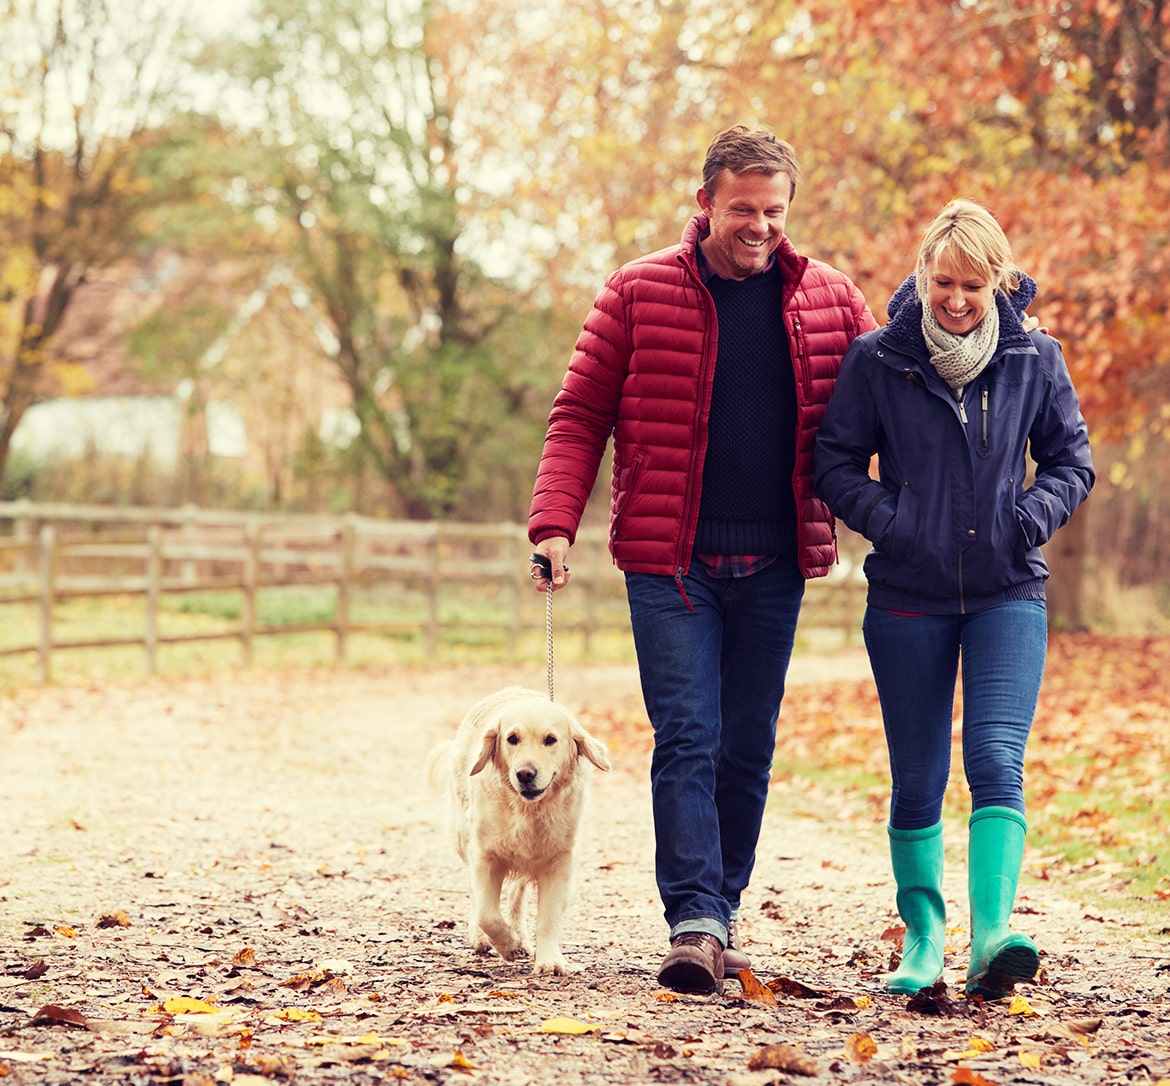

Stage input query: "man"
[{"left": 528, "top": 125, "right": 877, "bottom": 994}]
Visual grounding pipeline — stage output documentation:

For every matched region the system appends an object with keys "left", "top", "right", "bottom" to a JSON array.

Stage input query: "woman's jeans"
[
  {"left": 625, "top": 556, "right": 804, "bottom": 941},
  {"left": 862, "top": 601, "right": 1047, "bottom": 831}
]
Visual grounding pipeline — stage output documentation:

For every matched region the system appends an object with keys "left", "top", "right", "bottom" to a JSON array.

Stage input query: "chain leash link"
[{"left": 544, "top": 583, "right": 555, "bottom": 702}]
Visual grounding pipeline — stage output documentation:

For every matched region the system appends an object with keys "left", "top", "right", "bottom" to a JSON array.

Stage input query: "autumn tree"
[
  {"left": 196, "top": 0, "right": 565, "bottom": 520},
  {"left": 0, "top": 0, "right": 209, "bottom": 484}
]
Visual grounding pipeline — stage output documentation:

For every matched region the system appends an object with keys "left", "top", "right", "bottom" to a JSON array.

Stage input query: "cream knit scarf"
[{"left": 920, "top": 300, "right": 999, "bottom": 393}]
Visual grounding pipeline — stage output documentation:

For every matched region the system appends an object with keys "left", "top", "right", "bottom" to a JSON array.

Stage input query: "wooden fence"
[{"left": 0, "top": 500, "right": 867, "bottom": 683}]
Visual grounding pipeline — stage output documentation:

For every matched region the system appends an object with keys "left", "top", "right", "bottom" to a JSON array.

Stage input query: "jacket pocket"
[{"left": 610, "top": 449, "right": 645, "bottom": 545}]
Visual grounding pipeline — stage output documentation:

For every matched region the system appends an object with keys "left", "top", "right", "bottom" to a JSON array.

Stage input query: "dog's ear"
[
  {"left": 572, "top": 724, "right": 611, "bottom": 772},
  {"left": 469, "top": 727, "right": 498, "bottom": 776}
]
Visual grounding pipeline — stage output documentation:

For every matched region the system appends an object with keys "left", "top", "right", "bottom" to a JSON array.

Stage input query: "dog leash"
[{"left": 529, "top": 553, "right": 557, "bottom": 701}]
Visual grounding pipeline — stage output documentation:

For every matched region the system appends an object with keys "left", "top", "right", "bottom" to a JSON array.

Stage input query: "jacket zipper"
[
  {"left": 979, "top": 387, "right": 990, "bottom": 454},
  {"left": 957, "top": 391, "right": 968, "bottom": 424},
  {"left": 673, "top": 264, "right": 717, "bottom": 602}
]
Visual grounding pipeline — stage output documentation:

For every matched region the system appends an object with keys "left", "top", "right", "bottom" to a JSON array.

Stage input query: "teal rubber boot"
[
  {"left": 886, "top": 823, "right": 946, "bottom": 994},
  {"left": 966, "top": 807, "right": 1039, "bottom": 999}
]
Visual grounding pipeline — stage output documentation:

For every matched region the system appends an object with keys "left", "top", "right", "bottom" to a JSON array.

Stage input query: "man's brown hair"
[{"left": 701, "top": 125, "right": 802, "bottom": 200}]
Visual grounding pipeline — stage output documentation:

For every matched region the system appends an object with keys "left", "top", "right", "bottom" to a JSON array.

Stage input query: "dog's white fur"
[{"left": 425, "top": 686, "right": 611, "bottom": 974}]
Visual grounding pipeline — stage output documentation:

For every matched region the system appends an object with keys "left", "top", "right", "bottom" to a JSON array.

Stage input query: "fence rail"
[{"left": 0, "top": 500, "right": 866, "bottom": 683}]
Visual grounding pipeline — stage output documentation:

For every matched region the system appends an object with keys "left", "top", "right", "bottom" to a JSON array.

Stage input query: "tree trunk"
[{"left": 1043, "top": 501, "right": 1094, "bottom": 632}]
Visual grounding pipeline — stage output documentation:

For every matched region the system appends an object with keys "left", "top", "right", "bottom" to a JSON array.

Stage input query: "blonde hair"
[{"left": 915, "top": 199, "right": 1020, "bottom": 301}]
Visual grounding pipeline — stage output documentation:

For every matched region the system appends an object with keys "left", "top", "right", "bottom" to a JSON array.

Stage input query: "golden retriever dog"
[{"left": 425, "top": 686, "right": 611, "bottom": 974}]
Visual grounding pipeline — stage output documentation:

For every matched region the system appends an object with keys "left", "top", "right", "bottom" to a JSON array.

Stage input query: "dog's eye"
[
  {"left": 506, "top": 733, "right": 520, "bottom": 746},
  {"left": 542, "top": 734, "right": 557, "bottom": 747}
]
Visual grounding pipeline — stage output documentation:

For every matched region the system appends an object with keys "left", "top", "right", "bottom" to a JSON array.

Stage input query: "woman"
[{"left": 814, "top": 200, "right": 1094, "bottom": 998}]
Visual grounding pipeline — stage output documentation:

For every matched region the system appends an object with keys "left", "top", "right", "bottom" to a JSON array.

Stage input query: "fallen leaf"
[
  {"left": 241, "top": 1054, "right": 295, "bottom": 1077},
  {"left": 22, "top": 962, "right": 46, "bottom": 980},
  {"left": 951, "top": 1069, "right": 998, "bottom": 1086},
  {"left": 1064, "top": 1016, "right": 1102, "bottom": 1035},
  {"left": 766, "top": 976, "right": 833, "bottom": 999},
  {"left": 83, "top": 1018, "right": 157, "bottom": 1035},
  {"left": 449, "top": 1051, "right": 475, "bottom": 1069},
  {"left": 272, "top": 1008, "right": 322, "bottom": 1023},
  {"left": 96, "top": 911, "right": 131, "bottom": 929},
  {"left": 162, "top": 997, "right": 219, "bottom": 1015},
  {"left": 738, "top": 969, "right": 778, "bottom": 1005},
  {"left": 1018, "top": 1051, "right": 1043, "bottom": 1068},
  {"left": 1008, "top": 994, "right": 1037, "bottom": 1016},
  {"left": 907, "top": 981, "right": 965, "bottom": 1017},
  {"left": 280, "top": 970, "right": 326, "bottom": 990},
  {"left": 845, "top": 1032, "right": 878, "bottom": 1063},
  {"left": 0, "top": 1051, "right": 52, "bottom": 1063},
  {"left": 30, "top": 1005, "right": 87, "bottom": 1029},
  {"left": 232, "top": 947, "right": 257, "bottom": 968},
  {"left": 51, "top": 926, "right": 77, "bottom": 939},
  {"left": 539, "top": 1017, "right": 600, "bottom": 1034},
  {"left": 748, "top": 1043, "right": 820, "bottom": 1075},
  {"left": 945, "top": 1036, "right": 997, "bottom": 1059}
]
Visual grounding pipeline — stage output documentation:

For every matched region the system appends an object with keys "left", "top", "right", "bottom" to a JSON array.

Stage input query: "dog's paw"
[
  {"left": 480, "top": 926, "right": 525, "bottom": 962},
  {"left": 535, "top": 953, "right": 570, "bottom": 976}
]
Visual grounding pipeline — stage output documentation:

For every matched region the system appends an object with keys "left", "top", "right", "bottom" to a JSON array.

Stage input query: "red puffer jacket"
[{"left": 529, "top": 214, "right": 877, "bottom": 579}]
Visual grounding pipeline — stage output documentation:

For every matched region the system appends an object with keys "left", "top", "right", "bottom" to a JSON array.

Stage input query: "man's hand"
[{"left": 530, "top": 537, "right": 572, "bottom": 591}]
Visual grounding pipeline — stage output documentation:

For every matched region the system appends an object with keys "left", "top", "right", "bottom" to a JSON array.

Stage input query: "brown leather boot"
[
  {"left": 657, "top": 933, "right": 724, "bottom": 994},
  {"left": 722, "top": 920, "right": 751, "bottom": 973}
]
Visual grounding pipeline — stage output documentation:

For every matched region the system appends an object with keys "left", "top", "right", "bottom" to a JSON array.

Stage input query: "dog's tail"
[{"left": 423, "top": 740, "right": 454, "bottom": 792}]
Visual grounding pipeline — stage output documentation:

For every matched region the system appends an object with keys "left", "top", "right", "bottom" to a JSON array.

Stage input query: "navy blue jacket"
[{"left": 813, "top": 273, "right": 1095, "bottom": 614}]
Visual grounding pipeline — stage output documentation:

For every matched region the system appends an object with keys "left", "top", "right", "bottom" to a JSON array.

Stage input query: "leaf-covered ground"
[{"left": 0, "top": 637, "right": 1167, "bottom": 1086}]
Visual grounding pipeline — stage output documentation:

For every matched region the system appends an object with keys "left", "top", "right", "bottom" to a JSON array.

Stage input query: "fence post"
[
  {"left": 11, "top": 498, "right": 33, "bottom": 579},
  {"left": 37, "top": 525, "right": 56, "bottom": 684},
  {"left": 336, "top": 518, "right": 355, "bottom": 664},
  {"left": 145, "top": 525, "right": 162, "bottom": 675},
  {"left": 242, "top": 520, "right": 261, "bottom": 667},
  {"left": 180, "top": 503, "right": 198, "bottom": 585}
]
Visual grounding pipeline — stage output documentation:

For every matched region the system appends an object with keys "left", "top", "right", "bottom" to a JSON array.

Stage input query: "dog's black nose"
[{"left": 516, "top": 765, "right": 537, "bottom": 787}]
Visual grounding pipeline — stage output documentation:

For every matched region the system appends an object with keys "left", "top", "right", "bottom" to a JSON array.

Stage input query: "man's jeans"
[
  {"left": 625, "top": 556, "right": 804, "bottom": 941},
  {"left": 863, "top": 601, "right": 1048, "bottom": 831}
]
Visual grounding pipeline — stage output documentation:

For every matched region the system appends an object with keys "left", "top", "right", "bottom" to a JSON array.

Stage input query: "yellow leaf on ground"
[
  {"left": 845, "top": 1033, "right": 878, "bottom": 1063},
  {"left": 539, "top": 1017, "right": 600, "bottom": 1034},
  {"left": 945, "top": 1044, "right": 999, "bottom": 1061},
  {"left": 969, "top": 1037, "right": 995, "bottom": 1053},
  {"left": 1019, "top": 1051, "right": 1043, "bottom": 1068},
  {"left": 52, "top": 926, "right": 77, "bottom": 939},
  {"left": 450, "top": 1051, "right": 475, "bottom": 1069},
  {"left": 162, "top": 997, "right": 218, "bottom": 1015},
  {"left": 1009, "top": 994, "right": 1037, "bottom": 1016},
  {"left": 842, "top": 1034, "right": 879, "bottom": 1062},
  {"left": 272, "top": 1008, "right": 322, "bottom": 1022}
]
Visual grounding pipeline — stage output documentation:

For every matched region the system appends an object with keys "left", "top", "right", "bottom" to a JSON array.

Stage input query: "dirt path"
[{"left": 0, "top": 655, "right": 1166, "bottom": 1085}]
